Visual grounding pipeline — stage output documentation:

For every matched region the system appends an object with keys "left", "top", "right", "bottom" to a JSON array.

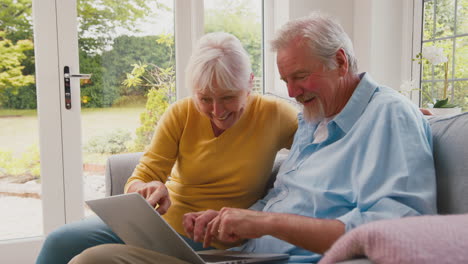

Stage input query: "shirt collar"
[{"left": 333, "top": 72, "right": 378, "bottom": 133}]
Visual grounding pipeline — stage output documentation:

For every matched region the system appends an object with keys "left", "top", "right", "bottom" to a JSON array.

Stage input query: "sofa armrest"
[
  {"left": 428, "top": 112, "right": 468, "bottom": 214},
  {"left": 105, "top": 152, "right": 143, "bottom": 196}
]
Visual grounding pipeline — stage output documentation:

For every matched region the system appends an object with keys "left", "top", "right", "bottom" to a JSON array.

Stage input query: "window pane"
[
  {"left": 421, "top": 40, "right": 452, "bottom": 81},
  {"left": 204, "top": 0, "right": 263, "bottom": 93},
  {"left": 421, "top": 0, "right": 467, "bottom": 112},
  {"left": 435, "top": 0, "right": 455, "bottom": 38},
  {"left": 421, "top": 81, "right": 446, "bottom": 107},
  {"left": 423, "top": 0, "right": 435, "bottom": 40},
  {"left": 77, "top": 0, "right": 175, "bottom": 214},
  {"left": 454, "top": 36, "right": 468, "bottom": 79},
  {"left": 457, "top": 0, "right": 468, "bottom": 34},
  {"left": 0, "top": 2, "right": 43, "bottom": 240},
  {"left": 453, "top": 81, "right": 468, "bottom": 111},
  {"left": 421, "top": 41, "right": 435, "bottom": 81}
]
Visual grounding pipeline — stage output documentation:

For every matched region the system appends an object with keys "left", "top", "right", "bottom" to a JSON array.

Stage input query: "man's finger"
[
  {"left": 204, "top": 217, "right": 221, "bottom": 248},
  {"left": 182, "top": 214, "right": 196, "bottom": 239}
]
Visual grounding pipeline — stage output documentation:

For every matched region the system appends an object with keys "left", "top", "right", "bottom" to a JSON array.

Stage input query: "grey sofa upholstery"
[
  {"left": 105, "top": 112, "right": 468, "bottom": 263},
  {"left": 430, "top": 113, "right": 468, "bottom": 214},
  {"left": 105, "top": 151, "right": 288, "bottom": 197}
]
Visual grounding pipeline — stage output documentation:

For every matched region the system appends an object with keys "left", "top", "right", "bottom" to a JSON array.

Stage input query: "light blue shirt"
[{"left": 241, "top": 73, "right": 437, "bottom": 263}]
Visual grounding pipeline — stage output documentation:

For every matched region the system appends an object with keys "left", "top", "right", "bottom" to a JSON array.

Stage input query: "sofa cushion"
[
  {"left": 428, "top": 113, "right": 468, "bottom": 214},
  {"left": 319, "top": 213, "right": 468, "bottom": 264}
]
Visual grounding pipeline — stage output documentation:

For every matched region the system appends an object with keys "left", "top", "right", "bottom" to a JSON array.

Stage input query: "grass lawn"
[{"left": 0, "top": 106, "right": 145, "bottom": 161}]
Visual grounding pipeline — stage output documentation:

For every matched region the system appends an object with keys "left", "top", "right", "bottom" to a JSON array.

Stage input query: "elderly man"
[{"left": 70, "top": 12, "right": 436, "bottom": 264}]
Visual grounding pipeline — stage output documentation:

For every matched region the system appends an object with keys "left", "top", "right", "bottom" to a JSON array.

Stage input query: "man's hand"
[
  {"left": 128, "top": 181, "right": 171, "bottom": 215},
  {"left": 203, "top": 208, "right": 266, "bottom": 248},
  {"left": 183, "top": 210, "right": 219, "bottom": 243}
]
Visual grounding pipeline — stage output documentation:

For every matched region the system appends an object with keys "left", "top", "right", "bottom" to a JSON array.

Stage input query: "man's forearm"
[{"left": 261, "top": 213, "right": 345, "bottom": 254}]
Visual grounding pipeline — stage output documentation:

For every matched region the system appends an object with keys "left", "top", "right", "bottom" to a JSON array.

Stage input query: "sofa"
[{"left": 105, "top": 112, "right": 468, "bottom": 263}]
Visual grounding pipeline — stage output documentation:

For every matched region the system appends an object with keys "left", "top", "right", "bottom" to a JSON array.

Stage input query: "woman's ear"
[
  {"left": 335, "top": 48, "right": 348, "bottom": 76},
  {"left": 248, "top": 72, "right": 254, "bottom": 93}
]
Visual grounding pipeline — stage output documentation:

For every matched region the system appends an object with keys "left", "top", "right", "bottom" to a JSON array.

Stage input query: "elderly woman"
[{"left": 36, "top": 32, "right": 298, "bottom": 264}]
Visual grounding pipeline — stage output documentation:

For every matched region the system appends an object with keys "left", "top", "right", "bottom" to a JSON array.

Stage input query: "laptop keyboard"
[{"left": 198, "top": 254, "right": 251, "bottom": 263}]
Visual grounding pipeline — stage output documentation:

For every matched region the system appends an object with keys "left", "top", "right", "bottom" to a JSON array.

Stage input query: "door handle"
[{"left": 63, "top": 66, "right": 92, "bottom": 109}]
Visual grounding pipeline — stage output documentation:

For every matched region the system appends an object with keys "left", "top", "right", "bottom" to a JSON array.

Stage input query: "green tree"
[
  {"left": 0, "top": 0, "right": 169, "bottom": 109},
  {"left": 123, "top": 35, "right": 175, "bottom": 151},
  {"left": 79, "top": 34, "right": 175, "bottom": 108},
  {"left": 77, "top": 0, "right": 170, "bottom": 108},
  {"left": 0, "top": 0, "right": 35, "bottom": 108},
  {"left": 0, "top": 0, "right": 33, "bottom": 42},
  {"left": 205, "top": 0, "right": 262, "bottom": 77},
  {"left": 0, "top": 31, "right": 34, "bottom": 107},
  {"left": 78, "top": 0, "right": 167, "bottom": 54},
  {"left": 123, "top": 63, "right": 175, "bottom": 151}
]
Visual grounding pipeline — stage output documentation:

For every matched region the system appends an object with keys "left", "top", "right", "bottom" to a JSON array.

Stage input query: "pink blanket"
[{"left": 319, "top": 214, "right": 468, "bottom": 264}]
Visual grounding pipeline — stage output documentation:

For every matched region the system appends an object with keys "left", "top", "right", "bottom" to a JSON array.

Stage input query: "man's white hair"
[
  {"left": 186, "top": 32, "right": 252, "bottom": 94},
  {"left": 270, "top": 11, "right": 358, "bottom": 74}
]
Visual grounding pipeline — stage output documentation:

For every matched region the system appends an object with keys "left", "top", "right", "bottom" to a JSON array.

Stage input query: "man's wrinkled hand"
[
  {"left": 183, "top": 210, "right": 219, "bottom": 242},
  {"left": 203, "top": 207, "right": 265, "bottom": 248}
]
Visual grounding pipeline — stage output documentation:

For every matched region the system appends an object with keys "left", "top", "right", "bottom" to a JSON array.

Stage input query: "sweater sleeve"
[{"left": 124, "top": 100, "right": 187, "bottom": 193}]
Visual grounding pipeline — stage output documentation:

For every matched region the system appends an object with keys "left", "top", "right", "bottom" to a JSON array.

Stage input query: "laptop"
[{"left": 86, "top": 193, "right": 289, "bottom": 264}]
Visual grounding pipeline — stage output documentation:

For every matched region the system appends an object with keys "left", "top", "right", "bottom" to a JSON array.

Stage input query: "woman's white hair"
[
  {"left": 270, "top": 12, "right": 358, "bottom": 74},
  {"left": 186, "top": 32, "right": 252, "bottom": 94}
]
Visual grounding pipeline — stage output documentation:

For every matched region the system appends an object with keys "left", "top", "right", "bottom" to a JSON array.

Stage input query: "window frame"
[{"left": 416, "top": 0, "right": 467, "bottom": 109}]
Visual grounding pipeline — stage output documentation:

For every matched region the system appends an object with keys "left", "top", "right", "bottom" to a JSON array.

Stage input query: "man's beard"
[{"left": 302, "top": 99, "right": 325, "bottom": 123}]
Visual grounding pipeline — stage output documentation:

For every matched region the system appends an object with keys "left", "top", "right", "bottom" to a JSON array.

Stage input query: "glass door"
[
  {"left": 1, "top": 0, "right": 178, "bottom": 262},
  {"left": 0, "top": 1, "right": 265, "bottom": 262},
  {"left": 73, "top": 0, "right": 176, "bottom": 216},
  {"left": 0, "top": 0, "right": 69, "bottom": 262},
  {"left": 0, "top": 0, "right": 43, "bottom": 241},
  {"left": 52, "top": 0, "right": 178, "bottom": 220}
]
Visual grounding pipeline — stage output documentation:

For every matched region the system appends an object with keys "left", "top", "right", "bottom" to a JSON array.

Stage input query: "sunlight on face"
[
  {"left": 195, "top": 88, "right": 250, "bottom": 131},
  {"left": 277, "top": 41, "right": 341, "bottom": 123}
]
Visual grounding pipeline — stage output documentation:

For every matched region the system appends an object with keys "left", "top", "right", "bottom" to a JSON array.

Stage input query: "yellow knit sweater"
[{"left": 125, "top": 94, "right": 298, "bottom": 247}]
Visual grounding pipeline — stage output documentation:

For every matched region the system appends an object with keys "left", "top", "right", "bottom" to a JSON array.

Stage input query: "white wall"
[
  {"left": 354, "top": 0, "right": 414, "bottom": 90},
  {"left": 267, "top": 0, "right": 356, "bottom": 97},
  {"left": 289, "top": 0, "right": 355, "bottom": 40},
  {"left": 270, "top": 0, "right": 414, "bottom": 93}
]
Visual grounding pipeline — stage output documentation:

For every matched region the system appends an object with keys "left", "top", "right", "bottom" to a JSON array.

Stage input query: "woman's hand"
[
  {"left": 128, "top": 181, "right": 171, "bottom": 215},
  {"left": 183, "top": 210, "right": 219, "bottom": 242}
]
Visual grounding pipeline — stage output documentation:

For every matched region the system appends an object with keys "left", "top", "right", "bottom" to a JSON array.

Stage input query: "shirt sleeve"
[
  {"left": 336, "top": 102, "right": 437, "bottom": 232},
  {"left": 124, "top": 101, "right": 186, "bottom": 193}
]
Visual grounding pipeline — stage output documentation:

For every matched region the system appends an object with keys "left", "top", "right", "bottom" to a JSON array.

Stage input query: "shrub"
[
  {"left": 0, "top": 144, "right": 40, "bottom": 179},
  {"left": 1, "top": 84, "right": 37, "bottom": 109},
  {"left": 123, "top": 63, "right": 175, "bottom": 152},
  {"left": 84, "top": 129, "right": 132, "bottom": 154},
  {"left": 129, "top": 86, "right": 172, "bottom": 152},
  {"left": 112, "top": 95, "right": 147, "bottom": 107}
]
